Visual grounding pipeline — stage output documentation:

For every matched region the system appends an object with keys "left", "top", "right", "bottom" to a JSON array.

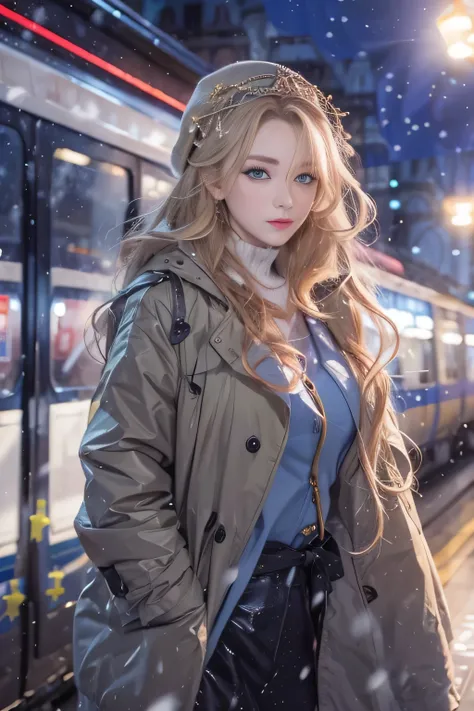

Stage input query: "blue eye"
[
  {"left": 244, "top": 167, "right": 269, "bottom": 180},
  {"left": 296, "top": 173, "right": 316, "bottom": 184}
]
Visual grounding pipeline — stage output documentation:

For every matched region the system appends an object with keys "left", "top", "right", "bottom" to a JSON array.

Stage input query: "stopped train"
[{"left": 0, "top": 2, "right": 472, "bottom": 708}]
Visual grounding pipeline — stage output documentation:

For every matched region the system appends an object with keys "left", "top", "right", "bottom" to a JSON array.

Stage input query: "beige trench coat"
[{"left": 74, "top": 239, "right": 460, "bottom": 711}]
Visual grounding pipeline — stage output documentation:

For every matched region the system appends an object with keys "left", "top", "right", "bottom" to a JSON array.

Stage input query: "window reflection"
[
  {"left": 139, "top": 165, "right": 175, "bottom": 225},
  {"left": 439, "top": 311, "right": 463, "bottom": 381},
  {"left": 0, "top": 291, "right": 22, "bottom": 397},
  {"left": 50, "top": 147, "right": 130, "bottom": 391},
  {"left": 0, "top": 126, "right": 22, "bottom": 263},
  {"left": 50, "top": 295, "right": 105, "bottom": 391},
  {"left": 51, "top": 148, "right": 129, "bottom": 275},
  {"left": 0, "top": 125, "right": 23, "bottom": 398},
  {"left": 369, "top": 289, "right": 436, "bottom": 389}
]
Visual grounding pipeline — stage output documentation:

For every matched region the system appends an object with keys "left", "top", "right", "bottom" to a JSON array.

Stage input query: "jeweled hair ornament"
[{"left": 190, "top": 64, "right": 351, "bottom": 145}]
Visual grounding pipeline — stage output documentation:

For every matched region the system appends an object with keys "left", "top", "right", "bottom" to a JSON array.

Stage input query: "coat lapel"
[{"left": 146, "top": 240, "right": 411, "bottom": 480}]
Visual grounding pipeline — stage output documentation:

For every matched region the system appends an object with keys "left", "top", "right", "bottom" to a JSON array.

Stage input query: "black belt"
[{"left": 252, "top": 532, "right": 344, "bottom": 642}]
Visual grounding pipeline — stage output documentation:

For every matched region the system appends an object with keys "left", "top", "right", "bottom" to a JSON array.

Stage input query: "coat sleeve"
[{"left": 74, "top": 285, "right": 205, "bottom": 630}]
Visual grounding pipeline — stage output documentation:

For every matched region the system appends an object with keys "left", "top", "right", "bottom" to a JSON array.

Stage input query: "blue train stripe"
[
  {"left": 0, "top": 538, "right": 85, "bottom": 584},
  {"left": 0, "top": 553, "right": 17, "bottom": 584}
]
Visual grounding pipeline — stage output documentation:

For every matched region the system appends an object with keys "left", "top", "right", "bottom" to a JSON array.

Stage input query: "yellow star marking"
[
  {"left": 45, "top": 570, "right": 65, "bottom": 603},
  {"left": 88, "top": 399, "right": 100, "bottom": 424},
  {"left": 2, "top": 579, "right": 26, "bottom": 621},
  {"left": 29, "top": 499, "right": 50, "bottom": 542}
]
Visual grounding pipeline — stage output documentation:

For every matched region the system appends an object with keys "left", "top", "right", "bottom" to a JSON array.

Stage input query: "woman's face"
[{"left": 223, "top": 118, "right": 318, "bottom": 248}]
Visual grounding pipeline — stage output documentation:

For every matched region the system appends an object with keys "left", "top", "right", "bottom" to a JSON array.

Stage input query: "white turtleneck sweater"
[{"left": 226, "top": 232, "right": 310, "bottom": 345}]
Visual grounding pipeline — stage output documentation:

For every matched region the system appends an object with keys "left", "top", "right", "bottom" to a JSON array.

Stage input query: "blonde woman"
[{"left": 74, "top": 61, "right": 459, "bottom": 711}]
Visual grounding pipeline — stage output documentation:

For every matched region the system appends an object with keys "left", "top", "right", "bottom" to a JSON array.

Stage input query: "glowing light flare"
[
  {"left": 437, "top": 1, "right": 474, "bottom": 60},
  {"left": 441, "top": 331, "right": 463, "bottom": 345},
  {"left": 54, "top": 148, "right": 90, "bottom": 166},
  {"left": 443, "top": 196, "right": 474, "bottom": 227},
  {"left": 439, "top": 13, "right": 473, "bottom": 33},
  {"left": 415, "top": 315, "right": 434, "bottom": 330},
  {"left": 53, "top": 301, "right": 67, "bottom": 318},
  {"left": 448, "top": 41, "right": 474, "bottom": 58},
  {"left": 403, "top": 327, "right": 434, "bottom": 340},
  {"left": 385, "top": 308, "right": 415, "bottom": 331}
]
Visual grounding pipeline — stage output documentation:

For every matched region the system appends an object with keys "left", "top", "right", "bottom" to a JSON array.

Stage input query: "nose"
[{"left": 273, "top": 180, "right": 293, "bottom": 210}]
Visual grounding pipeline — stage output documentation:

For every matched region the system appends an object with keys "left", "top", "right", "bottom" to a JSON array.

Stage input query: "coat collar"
[
  {"left": 142, "top": 240, "right": 411, "bottom": 480},
  {"left": 143, "top": 239, "right": 351, "bottom": 367},
  {"left": 142, "top": 239, "right": 357, "bottom": 384}
]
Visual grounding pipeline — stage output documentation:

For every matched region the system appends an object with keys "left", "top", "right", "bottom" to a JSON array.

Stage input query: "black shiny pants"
[{"left": 195, "top": 534, "right": 343, "bottom": 711}]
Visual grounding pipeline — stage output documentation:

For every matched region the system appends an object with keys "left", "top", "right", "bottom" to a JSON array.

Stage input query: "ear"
[
  {"left": 201, "top": 168, "right": 225, "bottom": 201},
  {"left": 205, "top": 182, "right": 225, "bottom": 201}
]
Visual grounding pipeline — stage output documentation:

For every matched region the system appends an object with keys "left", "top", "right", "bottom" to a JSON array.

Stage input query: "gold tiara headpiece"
[{"left": 190, "top": 64, "right": 350, "bottom": 145}]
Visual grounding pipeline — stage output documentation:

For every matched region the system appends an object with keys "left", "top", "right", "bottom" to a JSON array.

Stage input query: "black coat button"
[
  {"left": 362, "top": 585, "right": 378, "bottom": 604},
  {"left": 214, "top": 525, "right": 226, "bottom": 543},
  {"left": 246, "top": 436, "right": 261, "bottom": 453}
]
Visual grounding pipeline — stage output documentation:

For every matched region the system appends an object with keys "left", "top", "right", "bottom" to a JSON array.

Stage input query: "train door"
[
  {"left": 462, "top": 315, "right": 474, "bottom": 445},
  {"left": 432, "top": 305, "right": 464, "bottom": 448},
  {"left": 378, "top": 289, "right": 437, "bottom": 448},
  {"left": 0, "top": 107, "right": 34, "bottom": 707},
  {"left": 464, "top": 316, "right": 474, "bottom": 415},
  {"left": 27, "top": 122, "right": 139, "bottom": 688}
]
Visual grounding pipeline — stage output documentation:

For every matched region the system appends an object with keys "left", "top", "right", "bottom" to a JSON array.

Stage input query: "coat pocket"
[{"left": 196, "top": 512, "right": 219, "bottom": 586}]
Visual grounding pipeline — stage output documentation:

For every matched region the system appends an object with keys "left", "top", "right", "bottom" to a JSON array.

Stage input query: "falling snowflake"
[{"left": 300, "top": 665, "right": 311, "bottom": 680}]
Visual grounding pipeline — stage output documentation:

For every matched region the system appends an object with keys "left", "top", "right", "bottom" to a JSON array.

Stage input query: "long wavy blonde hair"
[{"left": 104, "top": 93, "right": 418, "bottom": 553}]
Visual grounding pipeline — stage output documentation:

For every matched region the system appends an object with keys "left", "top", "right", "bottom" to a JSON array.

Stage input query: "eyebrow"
[{"left": 246, "top": 154, "right": 314, "bottom": 170}]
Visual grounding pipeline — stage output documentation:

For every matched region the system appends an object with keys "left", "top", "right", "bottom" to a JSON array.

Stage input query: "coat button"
[
  {"left": 313, "top": 417, "right": 321, "bottom": 434},
  {"left": 214, "top": 525, "right": 226, "bottom": 543},
  {"left": 362, "top": 585, "right": 378, "bottom": 604},
  {"left": 246, "top": 436, "right": 261, "bottom": 453}
]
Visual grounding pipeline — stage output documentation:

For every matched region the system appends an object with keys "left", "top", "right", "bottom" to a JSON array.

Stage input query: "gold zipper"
[{"left": 301, "top": 373, "right": 327, "bottom": 540}]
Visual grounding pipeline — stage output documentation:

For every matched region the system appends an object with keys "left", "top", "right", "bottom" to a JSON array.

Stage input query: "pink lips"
[{"left": 267, "top": 219, "right": 294, "bottom": 230}]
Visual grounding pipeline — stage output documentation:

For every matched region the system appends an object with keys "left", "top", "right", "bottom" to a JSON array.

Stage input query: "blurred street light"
[
  {"left": 443, "top": 196, "right": 474, "bottom": 227},
  {"left": 436, "top": 0, "right": 474, "bottom": 59}
]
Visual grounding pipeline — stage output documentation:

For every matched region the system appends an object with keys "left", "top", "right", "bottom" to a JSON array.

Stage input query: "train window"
[
  {"left": 139, "top": 164, "right": 175, "bottom": 226},
  {"left": 378, "top": 289, "right": 435, "bottom": 388},
  {"left": 50, "top": 148, "right": 129, "bottom": 275},
  {"left": 0, "top": 126, "right": 23, "bottom": 263},
  {"left": 50, "top": 294, "right": 107, "bottom": 391},
  {"left": 397, "top": 335, "right": 435, "bottom": 389},
  {"left": 439, "top": 310, "right": 463, "bottom": 382},
  {"left": 49, "top": 147, "right": 130, "bottom": 391},
  {"left": 466, "top": 345, "right": 474, "bottom": 381},
  {"left": 0, "top": 291, "right": 22, "bottom": 397},
  {"left": 0, "top": 125, "right": 23, "bottom": 397}
]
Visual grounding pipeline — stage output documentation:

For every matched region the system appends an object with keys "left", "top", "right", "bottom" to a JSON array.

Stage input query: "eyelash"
[{"left": 243, "top": 165, "right": 317, "bottom": 183}]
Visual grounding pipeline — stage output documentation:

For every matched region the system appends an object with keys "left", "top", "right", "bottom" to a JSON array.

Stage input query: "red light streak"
[{"left": 0, "top": 3, "right": 186, "bottom": 112}]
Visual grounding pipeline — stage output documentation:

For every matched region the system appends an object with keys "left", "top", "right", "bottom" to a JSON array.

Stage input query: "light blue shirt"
[{"left": 205, "top": 317, "right": 360, "bottom": 663}]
